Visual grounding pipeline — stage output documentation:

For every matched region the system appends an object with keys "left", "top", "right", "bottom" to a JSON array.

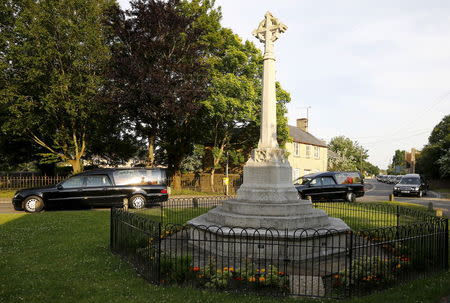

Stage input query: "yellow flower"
[
  {"left": 248, "top": 276, "right": 256, "bottom": 282},
  {"left": 228, "top": 267, "right": 234, "bottom": 272},
  {"left": 223, "top": 267, "right": 229, "bottom": 271},
  {"left": 260, "top": 268, "right": 266, "bottom": 273},
  {"left": 396, "top": 264, "right": 401, "bottom": 269}
]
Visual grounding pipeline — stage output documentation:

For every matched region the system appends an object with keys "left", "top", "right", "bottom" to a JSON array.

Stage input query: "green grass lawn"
[
  {"left": 1, "top": 209, "right": 449, "bottom": 303},
  {"left": 0, "top": 190, "right": 15, "bottom": 198},
  {"left": 433, "top": 188, "right": 450, "bottom": 199}
]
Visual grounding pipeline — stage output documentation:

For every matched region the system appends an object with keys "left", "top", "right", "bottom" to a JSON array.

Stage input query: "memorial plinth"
[{"left": 188, "top": 12, "right": 349, "bottom": 260}]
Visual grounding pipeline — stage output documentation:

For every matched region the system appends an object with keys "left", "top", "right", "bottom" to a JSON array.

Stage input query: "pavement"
[{"left": 1, "top": 180, "right": 449, "bottom": 216}]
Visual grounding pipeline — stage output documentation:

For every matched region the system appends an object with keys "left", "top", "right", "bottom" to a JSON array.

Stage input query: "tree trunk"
[
  {"left": 147, "top": 135, "right": 155, "bottom": 167},
  {"left": 67, "top": 158, "right": 83, "bottom": 174},
  {"left": 210, "top": 144, "right": 225, "bottom": 193},
  {"left": 172, "top": 170, "right": 182, "bottom": 191},
  {"left": 210, "top": 167, "right": 216, "bottom": 192}
]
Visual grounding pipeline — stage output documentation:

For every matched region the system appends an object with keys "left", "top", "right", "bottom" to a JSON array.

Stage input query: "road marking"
[{"left": 365, "top": 183, "right": 376, "bottom": 193}]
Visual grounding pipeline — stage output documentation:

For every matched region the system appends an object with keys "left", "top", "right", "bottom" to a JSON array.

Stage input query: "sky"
[{"left": 118, "top": 0, "right": 450, "bottom": 169}]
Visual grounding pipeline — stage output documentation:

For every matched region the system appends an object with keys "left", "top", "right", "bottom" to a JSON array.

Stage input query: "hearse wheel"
[
  {"left": 346, "top": 192, "right": 356, "bottom": 203},
  {"left": 130, "top": 194, "right": 146, "bottom": 209},
  {"left": 23, "top": 195, "right": 44, "bottom": 213}
]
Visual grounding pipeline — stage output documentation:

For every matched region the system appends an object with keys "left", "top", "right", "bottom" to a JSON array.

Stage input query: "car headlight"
[
  {"left": 394, "top": 187, "right": 399, "bottom": 190},
  {"left": 414, "top": 187, "right": 419, "bottom": 190}
]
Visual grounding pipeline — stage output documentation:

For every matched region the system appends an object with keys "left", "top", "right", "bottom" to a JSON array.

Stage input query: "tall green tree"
[
  {"left": 328, "top": 136, "right": 368, "bottom": 172},
  {"left": 105, "top": 0, "right": 212, "bottom": 172},
  {"left": 416, "top": 115, "right": 450, "bottom": 178},
  {"left": 387, "top": 149, "right": 406, "bottom": 175},
  {"left": 1, "top": 0, "right": 114, "bottom": 173}
]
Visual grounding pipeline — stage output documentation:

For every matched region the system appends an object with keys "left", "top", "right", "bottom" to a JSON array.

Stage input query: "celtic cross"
[{"left": 252, "top": 12, "right": 287, "bottom": 59}]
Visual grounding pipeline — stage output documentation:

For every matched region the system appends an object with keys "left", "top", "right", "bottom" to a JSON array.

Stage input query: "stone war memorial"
[
  {"left": 110, "top": 11, "right": 448, "bottom": 300},
  {"left": 188, "top": 12, "right": 350, "bottom": 260}
]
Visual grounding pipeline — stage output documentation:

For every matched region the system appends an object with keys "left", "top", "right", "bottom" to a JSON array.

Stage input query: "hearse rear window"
[
  {"left": 113, "top": 169, "right": 166, "bottom": 186},
  {"left": 334, "top": 172, "right": 362, "bottom": 184}
]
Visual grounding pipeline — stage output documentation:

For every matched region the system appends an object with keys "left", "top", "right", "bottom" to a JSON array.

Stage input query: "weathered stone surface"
[
  {"left": 188, "top": 12, "right": 350, "bottom": 261},
  {"left": 290, "top": 275, "right": 325, "bottom": 297}
]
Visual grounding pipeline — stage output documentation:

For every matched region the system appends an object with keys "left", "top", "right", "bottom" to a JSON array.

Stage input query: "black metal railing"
[{"left": 110, "top": 200, "right": 448, "bottom": 299}]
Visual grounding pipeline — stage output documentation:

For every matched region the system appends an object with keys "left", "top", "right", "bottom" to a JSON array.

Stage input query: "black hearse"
[
  {"left": 392, "top": 173, "right": 428, "bottom": 197},
  {"left": 295, "top": 171, "right": 365, "bottom": 202},
  {"left": 12, "top": 168, "right": 168, "bottom": 213}
]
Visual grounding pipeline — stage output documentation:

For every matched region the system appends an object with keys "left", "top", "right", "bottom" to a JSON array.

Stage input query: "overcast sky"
[{"left": 118, "top": 0, "right": 450, "bottom": 169}]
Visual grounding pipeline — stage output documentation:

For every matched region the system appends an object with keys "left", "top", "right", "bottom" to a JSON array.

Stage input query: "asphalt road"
[
  {"left": 361, "top": 179, "right": 450, "bottom": 216},
  {"left": 1, "top": 179, "right": 449, "bottom": 216}
]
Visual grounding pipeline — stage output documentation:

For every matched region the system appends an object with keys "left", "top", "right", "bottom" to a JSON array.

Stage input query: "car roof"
[
  {"left": 302, "top": 171, "right": 361, "bottom": 178},
  {"left": 403, "top": 174, "right": 420, "bottom": 178},
  {"left": 76, "top": 168, "right": 165, "bottom": 176}
]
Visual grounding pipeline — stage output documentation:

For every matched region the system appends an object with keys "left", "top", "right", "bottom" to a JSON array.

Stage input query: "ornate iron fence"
[{"left": 110, "top": 200, "right": 448, "bottom": 299}]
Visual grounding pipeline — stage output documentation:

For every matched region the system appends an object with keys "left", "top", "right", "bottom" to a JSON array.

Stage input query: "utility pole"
[{"left": 360, "top": 149, "right": 363, "bottom": 175}]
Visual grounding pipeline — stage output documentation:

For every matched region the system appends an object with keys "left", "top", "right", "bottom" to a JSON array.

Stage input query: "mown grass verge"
[
  {"left": 0, "top": 190, "right": 15, "bottom": 198},
  {"left": 1, "top": 206, "right": 449, "bottom": 303}
]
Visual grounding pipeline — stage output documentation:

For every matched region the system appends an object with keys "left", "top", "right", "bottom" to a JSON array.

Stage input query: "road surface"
[
  {"left": 361, "top": 179, "right": 450, "bottom": 216},
  {"left": 1, "top": 180, "right": 449, "bottom": 216}
]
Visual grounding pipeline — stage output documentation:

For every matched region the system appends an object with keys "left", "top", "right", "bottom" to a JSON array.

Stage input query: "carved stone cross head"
[{"left": 252, "top": 11, "right": 287, "bottom": 44}]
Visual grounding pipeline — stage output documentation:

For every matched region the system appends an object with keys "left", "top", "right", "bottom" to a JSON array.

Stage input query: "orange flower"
[
  {"left": 259, "top": 277, "right": 265, "bottom": 282},
  {"left": 333, "top": 274, "right": 340, "bottom": 279},
  {"left": 234, "top": 276, "right": 244, "bottom": 281},
  {"left": 248, "top": 276, "right": 256, "bottom": 282},
  {"left": 191, "top": 267, "right": 200, "bottom": 272},
  {"left": 278, "top": 272, "right": 286, "bottom": 276},
  {"left": 396, "top": 264, "right": 401, "bottom": 269}
]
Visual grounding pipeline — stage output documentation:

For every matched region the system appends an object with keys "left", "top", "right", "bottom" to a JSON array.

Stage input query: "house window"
[
  {"left": 314, "top": 146, "right": 320, "bottom": 159},
  {"left": 294, "top": 142, "right": 300, "bottom": 157},
  {"left": 293, "top": 168, "right": 301, "bottom": 184},
  {"left": 306, "top": 145, "right": 311, "bottom": 158}
]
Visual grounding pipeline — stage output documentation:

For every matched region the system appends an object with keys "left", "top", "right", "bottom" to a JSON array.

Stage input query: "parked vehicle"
[
  {"left": 12, "top": 168, "right": 168, "bottom": 213},
  {"left": 295, "top": 171, "right": 365, "bottom": 202},
  {"left": 392, "top": 174, "right": 428, "bottom": 197}
]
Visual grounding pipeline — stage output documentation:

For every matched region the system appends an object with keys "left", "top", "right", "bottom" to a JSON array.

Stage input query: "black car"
[
  {"left": 393, "top": 174, "right": 428, "bottom": 197},
  {"left": 295, "top": 171, "right": 365, "bottom": 202},
  {"left": 12, "top": 168, "right": 169, "bottom": 213}
]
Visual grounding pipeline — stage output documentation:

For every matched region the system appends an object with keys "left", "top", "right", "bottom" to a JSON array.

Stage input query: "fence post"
[
  {"left": 110, "top": 208, "right": 114, "bottom": 251},
  {"left": 445, "top": 218, "right": 449, "bottom": 271},
  {"left": 192, "top": 197, "right": 199, "bottom": 208},
  {"left": 346, "top": 230, "right": 354, "bottom": 298},
  {"left": 157, "top": 221, "right": 162, "bottom": 284},
  {"left": 396, "top": 205, "right": 400, "bottom": 240}
]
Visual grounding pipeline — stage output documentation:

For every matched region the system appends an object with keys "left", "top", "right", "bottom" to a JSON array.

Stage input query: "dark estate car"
[
  {"left": 393, "top": 173, "right": 428, "bottom": 197},
  {"left": 295, "top": 171, "right": 365, "bottom": 202},
  {"left": 12, "top": 168, "right": 169, "bottom": 213}
]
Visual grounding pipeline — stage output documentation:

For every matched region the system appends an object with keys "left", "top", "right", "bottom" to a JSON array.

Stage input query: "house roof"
[{"left": 288, "top": 125, "right": 327, "bottom": 148}]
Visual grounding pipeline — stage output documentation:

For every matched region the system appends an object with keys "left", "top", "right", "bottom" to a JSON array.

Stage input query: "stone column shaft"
[{"left": 259, "top": 56, "right": 278, "bottom": 149}]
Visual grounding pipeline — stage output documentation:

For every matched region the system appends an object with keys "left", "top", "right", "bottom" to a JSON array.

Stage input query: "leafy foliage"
[
  {"left": 1, "top": 0, "right": 114, "bottom": 173},
  {"left": 328, "top": 136, "right": 368, "bottom": 172},
  {"left": 105, "top": 0, "right": 213, "bottom": 170},
  {"left": 416, "top": 115, "right": 450, "bottom": 179}
]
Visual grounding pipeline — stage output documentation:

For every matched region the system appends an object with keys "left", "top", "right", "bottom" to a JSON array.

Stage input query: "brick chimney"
[{"left": 297, "top": 118, "right": 308, "bottom": 132}]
